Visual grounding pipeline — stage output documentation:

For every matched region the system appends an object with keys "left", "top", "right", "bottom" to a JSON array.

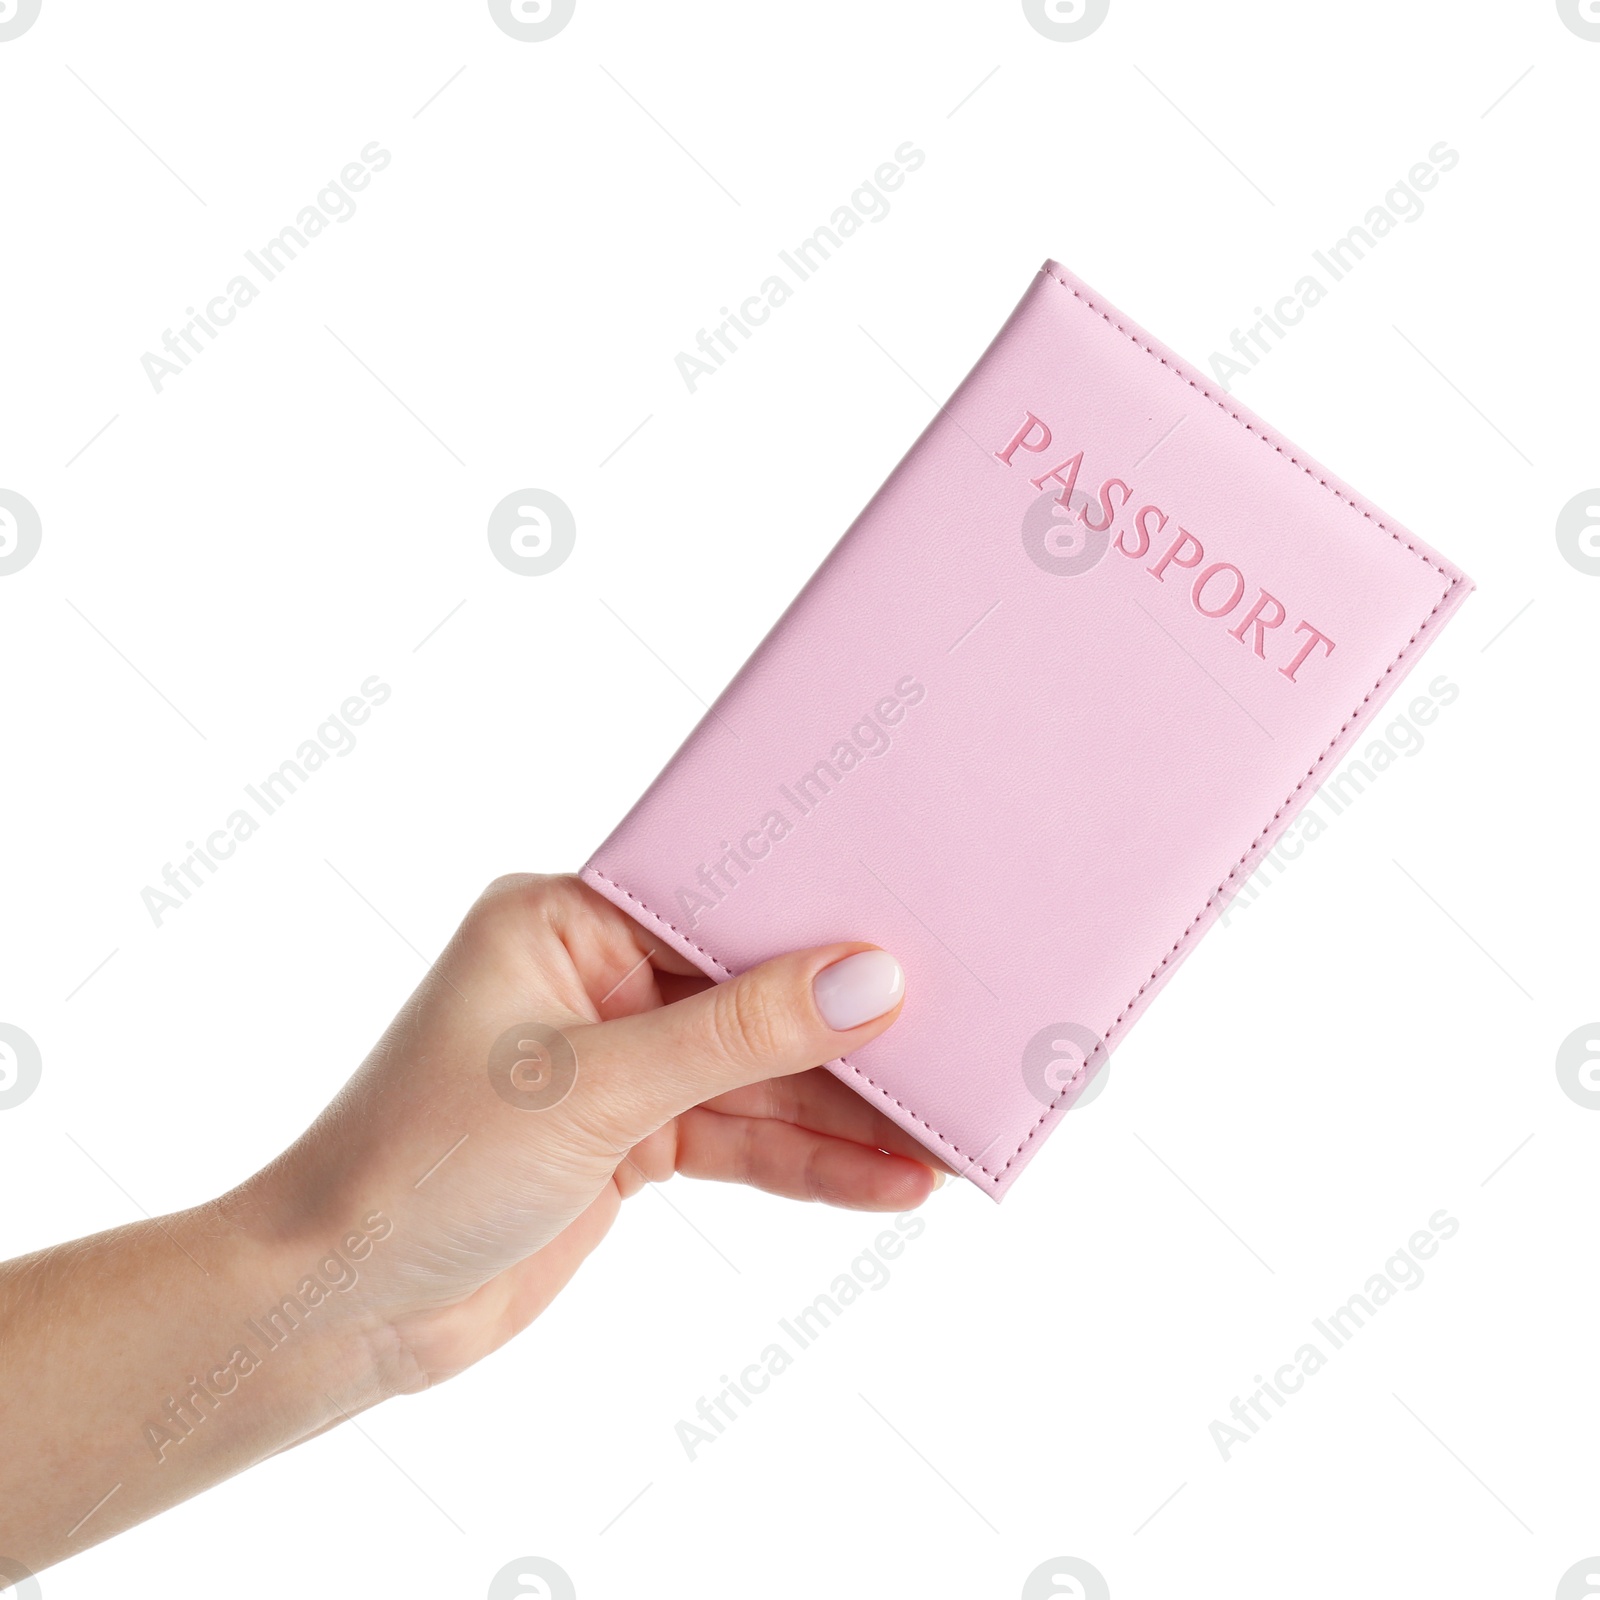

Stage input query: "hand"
[
  {"left": 1, "top": 872, "right": 936, "bottom": 1574},
  {"left": 233, "top": 872, "right": 938, "bottom": 1396}
]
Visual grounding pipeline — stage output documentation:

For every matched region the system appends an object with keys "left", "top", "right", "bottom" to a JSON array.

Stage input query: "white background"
[{"left": 1, "top": 1, "right": 1596, "bottom": 1596}]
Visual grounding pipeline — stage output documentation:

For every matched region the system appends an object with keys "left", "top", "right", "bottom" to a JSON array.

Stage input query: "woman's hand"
[
  {"left": 238, "top": 872, "right": 937, "bottom": 1394},
  {"left": 0, "top": 872, "right": 935, "bottom": 1576}
]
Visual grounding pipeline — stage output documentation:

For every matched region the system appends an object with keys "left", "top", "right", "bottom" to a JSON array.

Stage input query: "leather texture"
[{"left": 582, "top": 260, "right": 1474, "bottom": 1199}]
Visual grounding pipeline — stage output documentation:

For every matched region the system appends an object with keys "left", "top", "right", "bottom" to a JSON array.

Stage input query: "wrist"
[{"left": 202, "top": 1185, "right": 400, "bottom": 1417}]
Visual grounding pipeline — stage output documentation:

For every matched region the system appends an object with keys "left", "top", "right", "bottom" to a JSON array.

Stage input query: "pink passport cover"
[{"left": 583, "top": 260, "right": 1473, "bottom": 1200}]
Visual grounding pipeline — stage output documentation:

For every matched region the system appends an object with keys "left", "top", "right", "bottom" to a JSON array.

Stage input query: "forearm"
[{"left": 0, "top": 1195, "right": 389, "bottom": 1574}]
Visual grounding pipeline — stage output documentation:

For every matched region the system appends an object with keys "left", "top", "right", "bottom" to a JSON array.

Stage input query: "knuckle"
[
  {"left": 709, "top": 977, "right": 791, "bottom": 1068},
  {"left": 477, "top": 871, "right": 543, "bottom": 908},
  {"left": 468, "top": 875, "right": 592, "bottom": 954},
  {"left": 476, "top": 876, "right": 540, "bottom": 915},
  {"left": 471, "top": 872, "right": 580, "bottom": 930},
  {"left": 464, "top": 875, "right": 550, "bottom": 959},
  {"left": 730, "top": 1116, "right": 759, "bottom": 1186},
  {"left": 799, "top": 1143, "right": 829, "bottom": 1205}
]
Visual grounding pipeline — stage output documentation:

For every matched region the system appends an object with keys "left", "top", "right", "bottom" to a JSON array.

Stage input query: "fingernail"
[
  {"left": 813, "top": 950, "right": 905, "bottom": 1031},
  {"left": 931, "top": 1170, "right": 947, "bottom": 1190}
]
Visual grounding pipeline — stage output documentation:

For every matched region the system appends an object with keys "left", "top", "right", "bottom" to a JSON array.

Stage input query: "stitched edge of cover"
[{"left": 584, "top": 267, "right": 1466, "bottom": 1188}]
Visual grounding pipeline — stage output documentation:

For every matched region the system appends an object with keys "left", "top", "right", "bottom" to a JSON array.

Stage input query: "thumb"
[{"left": 570, "top": 944, "right": 906, "bottom": 1133}]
